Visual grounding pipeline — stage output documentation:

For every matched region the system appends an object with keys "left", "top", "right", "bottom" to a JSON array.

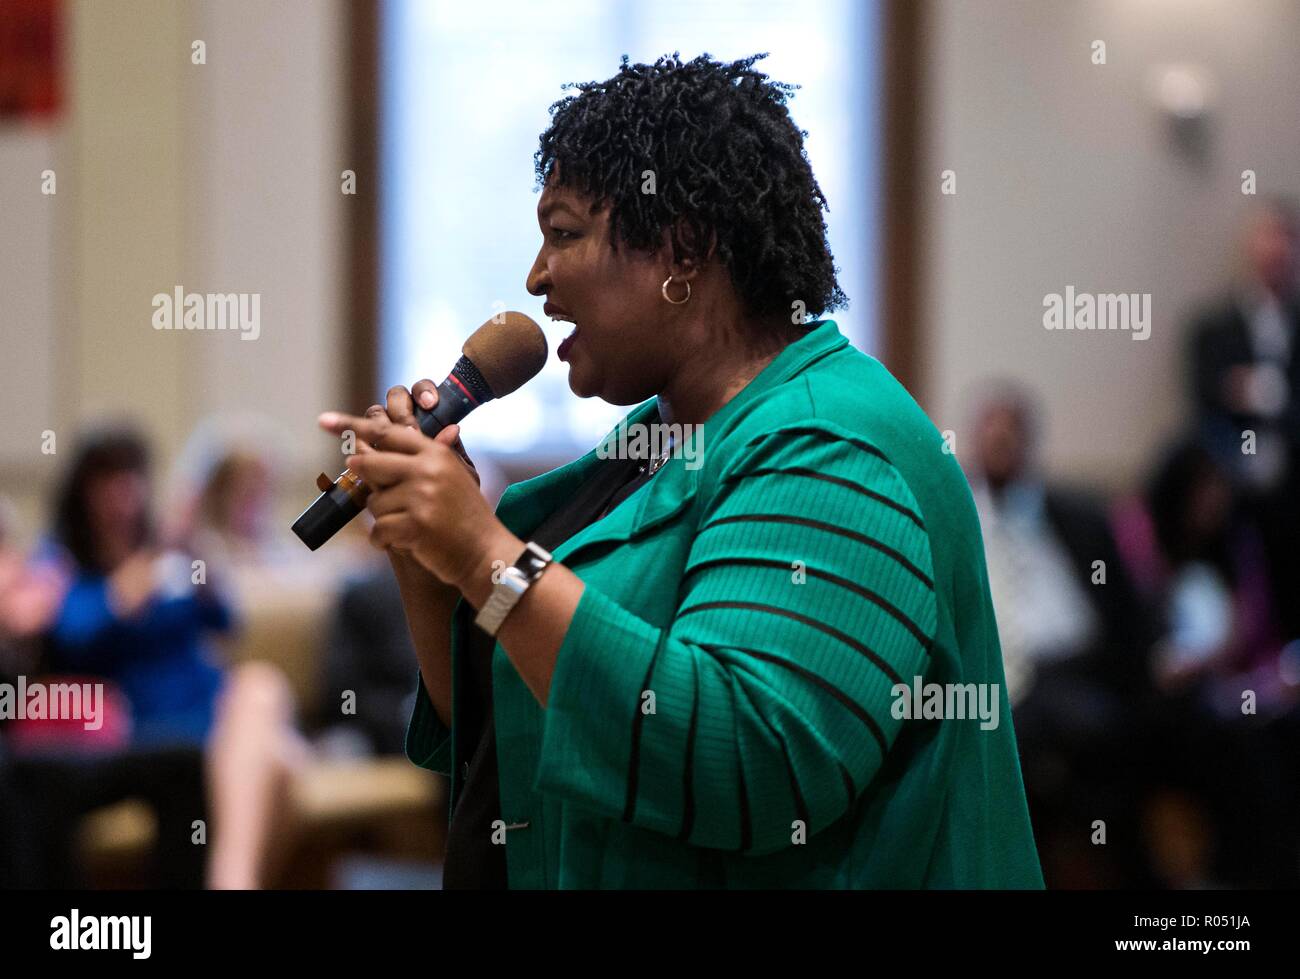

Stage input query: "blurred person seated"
[
  {"left": 1187, "top": 197, "right": 1300, "bottom": 636},
  {"left": 314, "top": 555, "right": 420, "bottom": 758},
  {"left": 966, "top": 384, "right": 1153, "bottom": 703},
  {"left": 964, "top": 384, "right": 1157, "bottom": 887},
  {"left": 1111, "top": 440, "right": 1300, "bottom": 887},
  {"left": 27, "top": 423, "right": 313, "bottom": 889},
  {"left": 1114, "top": 441, "right": 1299, "bottom": 717}
]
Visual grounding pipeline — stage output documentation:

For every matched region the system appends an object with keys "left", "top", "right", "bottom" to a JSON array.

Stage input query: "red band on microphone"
[{"left": 447, "top": 372, "right": 479, "bottom": 406}]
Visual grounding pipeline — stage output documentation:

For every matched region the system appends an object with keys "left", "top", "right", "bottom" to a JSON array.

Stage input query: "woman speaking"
[{"left": 317, "top": 53, "right": 1043, "bottom": 889}]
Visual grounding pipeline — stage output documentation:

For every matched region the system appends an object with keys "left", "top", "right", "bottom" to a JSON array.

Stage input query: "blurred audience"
[
  {"left": 38, "top": 427, "right": 233, "bottom": 745},
  {"left": 966, "top": 375, "right": 1300, "bottom": 888},
  {"left": 4, "top": 424, "right": 314, "bottom": 888},
  {"left": 0, "top": 450, "right": 210, "bottom": 887},
  {"left": 951, "top": 200, "right": 1300, "bottom": 889}
]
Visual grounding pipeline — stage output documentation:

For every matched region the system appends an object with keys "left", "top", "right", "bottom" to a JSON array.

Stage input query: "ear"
[{"left": 662, "top": 218, "right": 716, "bottom": 282}]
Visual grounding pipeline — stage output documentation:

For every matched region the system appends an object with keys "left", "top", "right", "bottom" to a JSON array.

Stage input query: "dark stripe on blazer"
[
  {"left": 694, "top": 640, "right": 889, "bottom": 755},
  {"left": 677, "top": 666, "right": 700, "bottom": 843},
  {"left": 680, "top": 600, "right": 907, "bottom": 687},
  {"left": 622, "top": 637, "right": 662, "bottom": 824},
  {"left": 701, "top": 513, "right": 934, "bottom": 590},
  {"left": 772, "top": 723, "right": 811, "bottom": 829},
  {"left": 743, "top": 425, "right": 894, "bottom": 467},
  {"left": 732, "top": 677, "right": 811, "bottom": 840},
  {"left": 721, "top": 465, "right": 926, "bottom": 530},
  {"left": 838, "top": 762, "right": 857, "bottom": 810},
  {"left": 681, "top": 556, "right": 934, "bottom": 652}
]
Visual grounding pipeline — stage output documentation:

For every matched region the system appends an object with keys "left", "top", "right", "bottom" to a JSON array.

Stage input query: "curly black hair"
[{"left": 535, "top": 52, "right": 848, "bottom": 323}]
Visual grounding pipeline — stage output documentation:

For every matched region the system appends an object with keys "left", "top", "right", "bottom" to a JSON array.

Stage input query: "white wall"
[
  {"left": 920, "top": 0, "right": 1300, "bottom": 489},
  {"left": 185, "top": 0, "right": 346, "bottom": 465},
  {"left": 0, "top": 0, "right": 346, "bottom": 545},
  {"left": 0, "top": 129, "right": 62, "bottom": 487}
]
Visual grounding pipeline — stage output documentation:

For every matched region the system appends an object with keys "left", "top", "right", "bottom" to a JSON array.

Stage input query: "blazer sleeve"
[
  {"left": 535, "top": 419, "right": 938, "bottom": 854},
  {"left": 405, "top": 672, "right": 454, "bottom": 776}
]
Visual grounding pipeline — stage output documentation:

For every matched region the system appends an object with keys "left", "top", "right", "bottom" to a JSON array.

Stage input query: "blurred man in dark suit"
[
  {"left": 965, "top": 385, "right": 1157, "bottom": 886},
  {"left": 1188, "top": 198, "right": 1300, "bottom": 635}
]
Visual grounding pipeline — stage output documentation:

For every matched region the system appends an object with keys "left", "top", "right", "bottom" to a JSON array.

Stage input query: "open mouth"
[
  {"left": 556, "top": 327, "right": 579, "bottom": 361},
  {"left": 545, "top": 302, "right": 579, "bottom": 361}
]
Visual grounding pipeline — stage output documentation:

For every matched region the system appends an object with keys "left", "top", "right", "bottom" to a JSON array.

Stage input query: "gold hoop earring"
[{"left": 661, "top": 276, "right": 691, "bottom": 305}]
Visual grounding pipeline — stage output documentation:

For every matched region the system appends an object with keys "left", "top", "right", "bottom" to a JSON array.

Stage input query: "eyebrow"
[{"left": 539, "top": 200, "right": 581, "bottom": 221}]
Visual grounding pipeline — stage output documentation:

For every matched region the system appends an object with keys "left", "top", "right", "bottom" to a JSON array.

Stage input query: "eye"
[{"left": 549, "top": 226, "right": 579, "bottom": 242}]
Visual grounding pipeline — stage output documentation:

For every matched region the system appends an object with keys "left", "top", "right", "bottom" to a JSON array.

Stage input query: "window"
[{"left": 381, "top": 0, "right": 879, "bottom": 457}]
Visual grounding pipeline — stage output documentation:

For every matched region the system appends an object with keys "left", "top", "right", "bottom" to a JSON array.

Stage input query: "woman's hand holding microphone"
[{"left": 317, "top": 380, "right": 518, "bottom": 599}]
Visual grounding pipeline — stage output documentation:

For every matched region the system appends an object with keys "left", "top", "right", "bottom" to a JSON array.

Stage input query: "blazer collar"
[
  {"left": 694, "top": 317, "right": 849, "bottom": 433},
  {"left": 495, "top": 319, "right": 849, "bottom": 542}
]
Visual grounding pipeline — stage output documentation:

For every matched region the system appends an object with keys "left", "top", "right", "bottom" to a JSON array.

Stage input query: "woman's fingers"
[
  {"left": 410, "top": 378, "right": 439, "bottom": 413},
  {"left": 366, "top": 481, "right": 421, "bottom": 518},
  {"left": 369, "top": 512, "right": 417, "bottom": 551},
  {"left": 346, "top": 445, "right": 432, "bottom": 489},
  {"left": 385, "top": 385, "right": 419, "bottom": 428},
  {"left": 318, "top": 411, "right": 425, "bottom": 455},
  {"left": 353, "top": 406, "right": 388, "bottom": 455},
  {"left": 434, "top": 424, "right": 481, "bottom": 486},
  {"left": 433, "top": 424, "right": 459, "bottom": 449}
]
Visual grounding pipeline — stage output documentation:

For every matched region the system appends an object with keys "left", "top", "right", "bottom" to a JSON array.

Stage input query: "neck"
[{"left": 657, "top": 312, "right": 804, "bottom": 427}]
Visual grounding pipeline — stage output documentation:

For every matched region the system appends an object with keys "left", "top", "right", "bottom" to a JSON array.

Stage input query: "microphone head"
[{"left": 461, "top": 312, "right": 548, "bottom": 399}]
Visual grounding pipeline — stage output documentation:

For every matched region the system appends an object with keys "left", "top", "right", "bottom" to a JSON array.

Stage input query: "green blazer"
[{"left": 407, "top": 319, "right": 1044, "bottom": 888}]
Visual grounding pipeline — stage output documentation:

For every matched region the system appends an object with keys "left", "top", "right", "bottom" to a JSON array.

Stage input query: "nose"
[{"left": 526, "top": 247, "right": 550, "bottom": 298}]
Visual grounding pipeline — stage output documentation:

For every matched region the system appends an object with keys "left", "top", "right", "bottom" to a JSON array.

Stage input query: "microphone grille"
[
  {"left": 462, "top": 312, "right": 548, "bottom": 398},
  {"left": 450, "top": 355, "right": 494, "bottom": 402}
]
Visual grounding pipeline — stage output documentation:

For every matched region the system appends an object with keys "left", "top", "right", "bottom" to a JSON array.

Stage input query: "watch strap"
[{"left": 473, "top": 541, "right": 552, "bottom": 637}]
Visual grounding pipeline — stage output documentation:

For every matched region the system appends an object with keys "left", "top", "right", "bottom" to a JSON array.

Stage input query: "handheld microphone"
[{"left": 291, "top": 311, "right": 548, "bottom": 550}]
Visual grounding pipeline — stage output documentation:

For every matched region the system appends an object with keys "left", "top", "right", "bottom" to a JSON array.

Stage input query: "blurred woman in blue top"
[{"left": 40, "top": 425, "right": 235, "bottom": 745}]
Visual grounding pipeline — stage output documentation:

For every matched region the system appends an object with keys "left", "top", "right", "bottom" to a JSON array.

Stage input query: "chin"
[
  {"left": 565, "top": 350, "right": 654, "bottom": 405},
  {"left": 565, "top": 363, "right": 602, "bottom": 400}
]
